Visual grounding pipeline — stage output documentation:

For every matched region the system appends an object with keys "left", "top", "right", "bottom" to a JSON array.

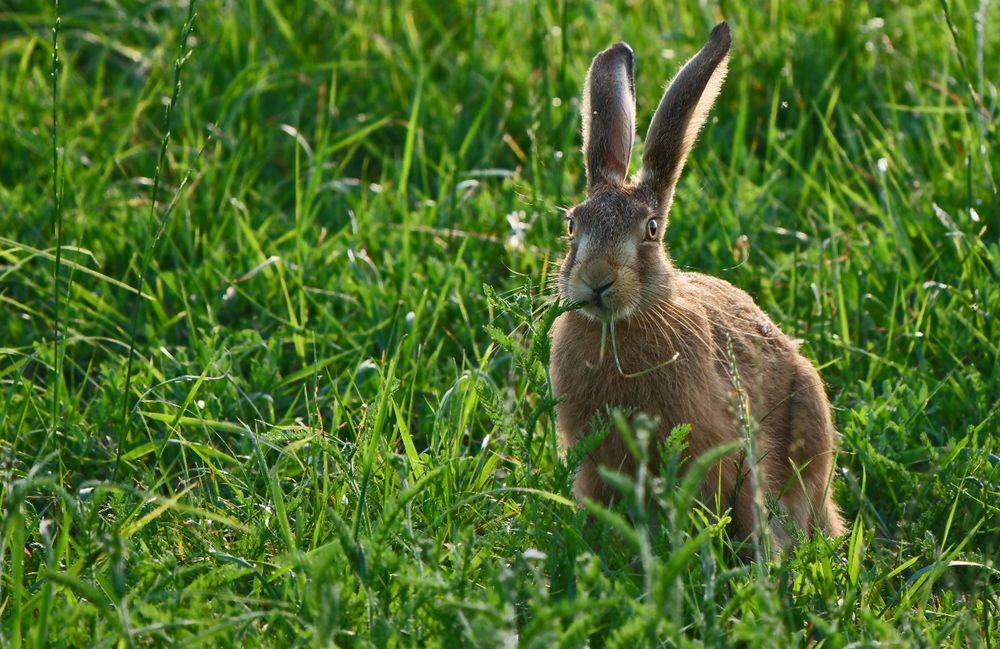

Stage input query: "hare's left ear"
[
  {"left": 640, "top": 22, "right": 731, "bottom": 212},
  {"left": 582, "top": 42, "right": 636, "bottom": 193}
]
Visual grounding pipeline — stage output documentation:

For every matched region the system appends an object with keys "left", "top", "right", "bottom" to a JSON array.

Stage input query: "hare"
[{"left": 550, "top": 22, "right": 845, "bottom": 547}]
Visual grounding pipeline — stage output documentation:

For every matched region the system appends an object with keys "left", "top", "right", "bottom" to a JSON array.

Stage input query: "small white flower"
[{"left": 505, "top": 210, "right": 534, "bottom": 251}]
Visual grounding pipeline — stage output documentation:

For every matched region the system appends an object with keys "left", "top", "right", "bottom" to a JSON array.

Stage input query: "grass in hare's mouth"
[{"left": 1, "top": 0, "right": 998, "bottom": 645}]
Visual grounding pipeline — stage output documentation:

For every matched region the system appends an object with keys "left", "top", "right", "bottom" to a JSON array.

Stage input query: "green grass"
[{"left": 2, "top": 0, "right": 998, "bottom": 645}]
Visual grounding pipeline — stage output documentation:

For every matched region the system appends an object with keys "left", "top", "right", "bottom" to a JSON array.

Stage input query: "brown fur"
[{"left": 551, "top": 22, "right": 845, "bottom": 547}]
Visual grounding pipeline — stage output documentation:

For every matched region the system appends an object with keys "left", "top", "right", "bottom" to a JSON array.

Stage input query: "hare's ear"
[
  {"left": 640, "top": 22, "right": 731, "bottom": 211},
  {"left": 582, "top": 42, "right": 636, "bottom": 193}
]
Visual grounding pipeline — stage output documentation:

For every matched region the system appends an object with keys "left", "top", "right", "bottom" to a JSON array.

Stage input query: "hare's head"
[{"left": 559, "top": 23, "right": 731, "bottom": 321}]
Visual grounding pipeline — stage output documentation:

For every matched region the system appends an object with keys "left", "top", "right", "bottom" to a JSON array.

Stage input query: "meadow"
[{"left": 1, "top": 0, "right": 998, "bottom": 646}]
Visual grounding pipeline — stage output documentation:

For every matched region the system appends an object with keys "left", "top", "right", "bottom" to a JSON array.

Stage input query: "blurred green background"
[{"left": 1, "top": 0, "right": 998, "bottom": 645}]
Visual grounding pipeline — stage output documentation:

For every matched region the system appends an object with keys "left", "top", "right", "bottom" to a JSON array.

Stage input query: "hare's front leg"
[{"left": 573, "top": 433, "right": 638, "bottom": 506}]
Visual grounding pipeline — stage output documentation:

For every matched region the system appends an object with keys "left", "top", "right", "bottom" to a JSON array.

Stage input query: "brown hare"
[{"left": 549, "top": 22, "right": 845, "bottom": 547}]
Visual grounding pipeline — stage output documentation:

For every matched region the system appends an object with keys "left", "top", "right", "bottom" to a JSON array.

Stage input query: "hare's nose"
[
  {"left": 592, "top": 279, "right": 615, "bottom": 295},
  {"left": 581, "top": 265, "right": 617, "bottom": 299}
]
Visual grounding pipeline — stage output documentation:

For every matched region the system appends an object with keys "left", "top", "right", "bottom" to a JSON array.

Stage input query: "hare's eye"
[
  {"left": 646, "top": 219, "right": 658, "bottom": 239},
  {"left": 566, "top": 218, "right": 576, "bottom": 238}
]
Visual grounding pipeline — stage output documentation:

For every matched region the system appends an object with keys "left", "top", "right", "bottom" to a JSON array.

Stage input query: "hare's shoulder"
[
  {"left": 675, "top": 271, "right": 794, "bottom": 350},
  {"left": 675, "top": 271, "right": 762, "bottom": 315}
]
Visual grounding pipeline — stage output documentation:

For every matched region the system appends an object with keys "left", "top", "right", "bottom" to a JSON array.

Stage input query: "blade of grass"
[{"left": 114, "top": 1, "right": 199, "bottom": 480}]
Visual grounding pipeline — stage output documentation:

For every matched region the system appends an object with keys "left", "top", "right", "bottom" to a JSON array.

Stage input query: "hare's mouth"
[
  {"left": 566, "top": 275, "right": 639, "bottom": 322},
  {"left": 570, "top": 285, "right": 614, "bottom": 320},
  {"left": 579, "top": 302, "right": 612, "bottom": 320},
  {"left": 577, "top": 295, "right": 635, "bottom": 322}
]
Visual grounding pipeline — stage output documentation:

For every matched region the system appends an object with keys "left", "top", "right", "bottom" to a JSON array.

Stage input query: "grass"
[{"left": 1, "top": 0, "right": 998, "bottom": 645}]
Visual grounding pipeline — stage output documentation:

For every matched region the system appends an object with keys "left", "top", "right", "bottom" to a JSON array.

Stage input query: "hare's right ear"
[
  {"left": 582, "top": 42, "right": 636, "bottom": 193},
  {"left": 640, "top": 22, "right": 731, "bottom": 212}
]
